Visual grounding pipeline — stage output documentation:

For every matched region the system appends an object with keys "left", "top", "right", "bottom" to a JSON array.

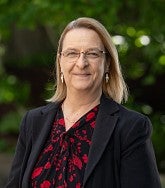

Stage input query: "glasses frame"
[{"left": 60, "top": 48, "right": 107, "bottom": 62}]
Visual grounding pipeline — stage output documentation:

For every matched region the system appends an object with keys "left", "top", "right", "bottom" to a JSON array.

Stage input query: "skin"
[{"left": 59, "top": 28, "right": 106, "bottom": 130}]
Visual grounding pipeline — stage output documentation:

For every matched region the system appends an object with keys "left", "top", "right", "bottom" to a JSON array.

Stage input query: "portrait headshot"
[{"left": 5, "top": 17, "right": 162, "bottom": 188}]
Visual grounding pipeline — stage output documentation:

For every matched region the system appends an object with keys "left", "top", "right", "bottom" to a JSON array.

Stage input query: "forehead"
[{"left": 62, "top": 28, "right": 104, "bottom": 50}]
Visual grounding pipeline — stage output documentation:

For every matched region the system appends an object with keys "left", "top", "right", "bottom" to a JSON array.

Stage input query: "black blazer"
[{"left": 6, "top": 95, "right": 161, "bottom": 188}]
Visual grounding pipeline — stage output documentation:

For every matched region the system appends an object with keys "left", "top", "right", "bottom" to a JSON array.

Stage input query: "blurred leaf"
[
  {"left": 0, "top": 111, "right": 22, "bottom": 134},
  {"left": 0, "top": 74, "right": 30, "bottom": 104}
]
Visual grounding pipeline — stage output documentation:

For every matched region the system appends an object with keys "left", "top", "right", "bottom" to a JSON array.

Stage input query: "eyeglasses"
[{"left": 60, "top": 48, "right": 106, "bottom": 62}]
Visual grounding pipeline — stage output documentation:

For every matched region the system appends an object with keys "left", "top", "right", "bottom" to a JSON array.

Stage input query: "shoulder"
[
  {"left": 19, "top": 101, "right": 60, "bottom": 136},
  {"left": 20, "top": 101, "right": 60, "bottom": 129},
  {"left": 27, "top": 101, "right": 60, "bottom": 117},
  {"left": 118, "top": 103, "right": 152, "bottom": 130},
  {"left": 118, "top": 104, "right": 149, "bottom": 123},
  {"left": 116, "top": 104, "right": 152, "bottom": 148},
  {"left": 101, "top": 94, "right": 149, "bottom": 123},
  {"left": 101, "top": 95, "right": 152, "bottom": 140}
]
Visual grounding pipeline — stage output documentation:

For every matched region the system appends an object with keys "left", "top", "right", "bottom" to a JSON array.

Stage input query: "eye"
[
  {"left": 86, "top": 50, "right": 100, "bottom": 58},
  {"left": 63, "top": 51, "right": 79, "bottom": 58}
]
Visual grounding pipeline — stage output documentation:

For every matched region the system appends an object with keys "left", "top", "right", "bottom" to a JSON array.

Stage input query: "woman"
[{"left": 6, "top": 17, "right": 161, "bottom": 188}]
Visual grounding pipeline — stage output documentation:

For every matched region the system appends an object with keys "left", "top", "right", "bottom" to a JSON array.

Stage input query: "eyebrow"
[
  {"left": 63, "top": 47, "right": 103, "bottom": 51},
  {"left": 63, "top": 48, "right": 77, "bottom": 51}
]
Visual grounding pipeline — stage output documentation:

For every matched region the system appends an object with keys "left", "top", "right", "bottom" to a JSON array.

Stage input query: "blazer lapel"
[
  {"left": 83, "top": 96, "right": 119, "bottom": 186},
  {"left": 22, "top": 102, "right": 60, "bottom": 187}
]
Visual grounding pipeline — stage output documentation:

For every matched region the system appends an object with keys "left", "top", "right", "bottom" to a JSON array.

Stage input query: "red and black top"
[{"left": 31, "top": 105, "right": 99, "bottom": 188}]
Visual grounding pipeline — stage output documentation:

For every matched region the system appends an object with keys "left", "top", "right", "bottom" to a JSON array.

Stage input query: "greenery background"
[{"left": 0, "top": 0, "right": 164, "bottom": 185}]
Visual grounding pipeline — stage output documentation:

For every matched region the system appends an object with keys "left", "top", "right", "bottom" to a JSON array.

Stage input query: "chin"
[
  {"left": 72, "top": 84, "right": 93, "bottom": 91},
  {"left": 74, "top": 87, "right": 92, "bottom": 91}
]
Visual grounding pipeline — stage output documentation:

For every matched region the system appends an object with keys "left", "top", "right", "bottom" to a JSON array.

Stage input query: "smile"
[{"left": 74, "top": 73, "right": 91, "bottom": 76}]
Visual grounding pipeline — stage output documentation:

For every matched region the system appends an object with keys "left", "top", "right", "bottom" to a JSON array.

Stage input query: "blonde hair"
[{"left": 49, "top": 17, "right": 128, "bottom": 104}]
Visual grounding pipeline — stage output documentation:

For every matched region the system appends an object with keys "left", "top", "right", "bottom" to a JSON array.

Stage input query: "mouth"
[{"left": 73, "top": 73, "right": 91, "bottom": 77}]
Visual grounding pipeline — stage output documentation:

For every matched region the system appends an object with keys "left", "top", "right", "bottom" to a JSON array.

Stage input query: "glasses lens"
[
  {"left": 62, "top": 50, "right": 79, "bottom": 61},
  {"left": 61, "top": 49, "right": 105, "bottom": 62},
  {"left": 86, "top": 49, "right": 102, "bottom": 59}
]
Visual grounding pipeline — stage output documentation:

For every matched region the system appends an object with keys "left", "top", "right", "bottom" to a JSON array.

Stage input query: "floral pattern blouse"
[{"left": 31, "top": 105, "right": 99, "bottom": 188}]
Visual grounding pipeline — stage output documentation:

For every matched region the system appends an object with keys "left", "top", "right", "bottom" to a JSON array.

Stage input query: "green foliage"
[
  {"left": 0, "top": 1, "right": 164, "bottom": 79},
  {"left": 152, "top": 114, "right": 165, "bottom": 171},
  {"left": 0, "top": 74, "right": 30, "bottom": 104},
  {"left": 0, "top": 139, "right": 16, "bottom": 152},
  {"left": 0, "top": 111, "right": 22, "bottom": 134},
  {"left": 0, "top": 111, "right": 24, "bottom": 152},
  {"left": 0, "top": 139, "right": 8, "bottom": 152}
]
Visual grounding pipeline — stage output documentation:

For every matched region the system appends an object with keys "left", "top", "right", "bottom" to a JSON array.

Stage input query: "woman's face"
[{"left": 59, "top": 28, "right": 106, "bottom": 94}]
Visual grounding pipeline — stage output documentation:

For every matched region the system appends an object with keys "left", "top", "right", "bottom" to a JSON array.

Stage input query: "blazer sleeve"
[
  {"left": 120, "top": 116, "right": 161, "bottom": 188},
  {"left": 5, "top": 112, "right": 31, "bottom": 188}
]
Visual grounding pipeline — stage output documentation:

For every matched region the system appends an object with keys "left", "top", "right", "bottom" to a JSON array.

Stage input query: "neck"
[
  {"left": 64, "top": 89, "right": 102, "bottom": 111},
  {"left": 62, "top": 89, "right": 102, "bottom": 131}
]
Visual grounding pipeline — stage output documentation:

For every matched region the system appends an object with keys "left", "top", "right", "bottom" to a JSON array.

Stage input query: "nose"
[{"left": 76, "top": 52, "right": 88, "bottom": 69}]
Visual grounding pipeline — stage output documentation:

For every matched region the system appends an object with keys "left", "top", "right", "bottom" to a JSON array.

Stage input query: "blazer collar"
[{"left": 83, "top": 95, "right": 119, "bottom": 186}]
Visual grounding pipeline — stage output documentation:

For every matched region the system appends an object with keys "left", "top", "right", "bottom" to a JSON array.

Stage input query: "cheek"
[
  {"left": 60, "top": 63, "right": 74, "bottom": 80},
  {"left": 95, "top": 64, "right": 105, "bottom": 77},
  {"left": 59, "top": 61, "right": 68, "bottom": 73}
]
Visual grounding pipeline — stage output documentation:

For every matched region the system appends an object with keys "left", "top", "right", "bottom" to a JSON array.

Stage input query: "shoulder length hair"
[{"left": 49, "top": 17, "right": 128, "bottom": 104}]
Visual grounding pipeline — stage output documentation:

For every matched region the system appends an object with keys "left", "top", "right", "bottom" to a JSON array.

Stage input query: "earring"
[
  {"left": 60, "top": 73, "right": 64, "bottom": 83},
  {"left": 105, "top": 72, "right": 109, "bottom": 83}
]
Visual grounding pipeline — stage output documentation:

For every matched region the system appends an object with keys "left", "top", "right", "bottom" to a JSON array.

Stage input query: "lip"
[{"left": 73, "top": 73, "right": 91, "bottom": 76}]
